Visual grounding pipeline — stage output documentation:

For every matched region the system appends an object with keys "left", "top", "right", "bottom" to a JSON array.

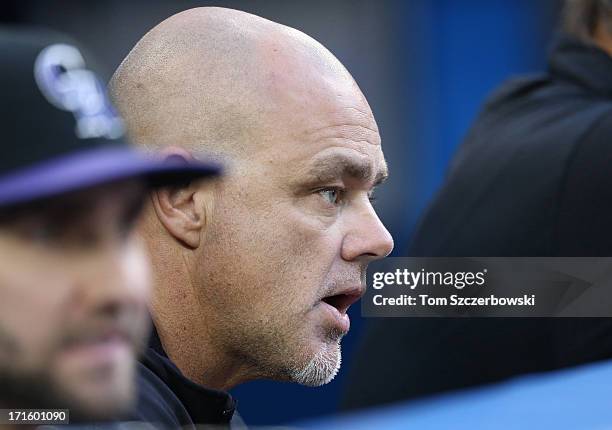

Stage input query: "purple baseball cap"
[{"left": 0, "top": 28, "right": 221, "bottom": 209}]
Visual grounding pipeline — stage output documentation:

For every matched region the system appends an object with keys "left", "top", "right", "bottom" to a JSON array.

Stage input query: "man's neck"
[
  {"left": 146, "top": 236, "right": 259, "bottom": 391},
  {"left": 154, "top": 319, "right": 255, "bottom": 391}
]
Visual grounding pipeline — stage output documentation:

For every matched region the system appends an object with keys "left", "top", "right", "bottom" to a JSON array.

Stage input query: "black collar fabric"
[
  {"left": 140, "top": 325, "right": 237, "bottom": 426},
  {"left": 548, "top": 33, "right": 612, "bottom": 97}
]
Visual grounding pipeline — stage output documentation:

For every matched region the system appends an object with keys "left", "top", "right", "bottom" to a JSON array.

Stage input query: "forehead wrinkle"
[
  {"left": 303, "top": 153, "right": 386, "bottom": 186},
  {"left": 305, "top": 124, "right": 381, "bottom": 148},
  {"left": 300, "top": 103, "right": 380, "bottom": 145}
]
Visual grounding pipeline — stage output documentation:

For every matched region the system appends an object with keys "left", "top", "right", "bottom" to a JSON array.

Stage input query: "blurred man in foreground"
[
  {"left": 0, "top": 28, "right": 219, "bottom": 424},
  {"left": 110, "top": 7, "right": 393, "bottom": 428}
]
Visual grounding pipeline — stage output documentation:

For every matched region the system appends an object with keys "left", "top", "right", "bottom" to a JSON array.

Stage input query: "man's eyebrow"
[{"left": 302, "top": 153, "right": 388, "bottom": 186}]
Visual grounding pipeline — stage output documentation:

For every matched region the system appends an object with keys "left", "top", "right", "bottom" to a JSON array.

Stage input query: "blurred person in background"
[
  {"left": 343, "top": 0, "right": 612, "bottom": 410},
  {"left": 0, "top": 28, "right": 219, "bottom": 425},
  {"left": 109, "top": 6, "right": 393, "bottom": 428}
]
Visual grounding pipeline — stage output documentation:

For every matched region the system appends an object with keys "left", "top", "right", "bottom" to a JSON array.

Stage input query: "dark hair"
[{"left": 563, "top": 0, "right": 612, "bottom": 41}]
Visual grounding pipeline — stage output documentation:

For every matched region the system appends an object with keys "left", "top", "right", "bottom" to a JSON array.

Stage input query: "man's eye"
[
  {"left": 119, "top": 204, "right": 143, "bottom": 240},
  {"left": 318, "top": 188, "right": 341, "bottom": 205},
  {"left": 24, "top": 221, "right": 61, "bottom": 243}
]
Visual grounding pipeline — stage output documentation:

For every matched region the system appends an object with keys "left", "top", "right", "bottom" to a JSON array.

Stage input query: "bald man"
[{"left": 110, "top": 7, "right": 393, "bottom": 428}]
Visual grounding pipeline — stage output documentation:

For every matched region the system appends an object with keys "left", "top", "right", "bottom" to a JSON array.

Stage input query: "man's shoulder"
[
  {"left": 133, "top": 346, "right": 241, "bottom": 429},
  {"left": 483, "top": 73, "right": 550, "bottom": 110},
  {"left": 462, "top": 71, "right": 612, "bottom": 159},
  {"left": 133, "top": 354, "right": 194, "bottom": 428}
]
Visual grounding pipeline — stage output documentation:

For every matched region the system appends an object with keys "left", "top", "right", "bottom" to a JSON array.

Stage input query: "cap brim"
[{"left": 0, "top": 146, "right": 221, "bottom": 208}]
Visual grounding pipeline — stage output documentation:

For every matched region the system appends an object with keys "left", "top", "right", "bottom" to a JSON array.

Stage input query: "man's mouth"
[
  {"left": 321, "top": 288, "right": 363, "bottom": 314},
  {"left": 319, "top": 286, "right": 364, "bottom": 333},
  {"left": 59, "top": 328, "right": 135, "bottom": 368}
]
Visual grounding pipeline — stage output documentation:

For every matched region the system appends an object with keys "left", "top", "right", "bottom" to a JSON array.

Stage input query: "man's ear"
[{"left": 151, "top": 148, "right": 210, "bottom": 249}]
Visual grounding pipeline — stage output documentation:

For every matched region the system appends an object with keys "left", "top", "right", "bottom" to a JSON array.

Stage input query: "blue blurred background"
[{"left": 0, "top": 0, "right": 559, "bottom": 424}]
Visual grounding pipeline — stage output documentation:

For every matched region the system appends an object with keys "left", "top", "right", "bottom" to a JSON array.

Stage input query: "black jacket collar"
[
  {"left": 549, "top": 33, "right": 612, "bottom": 97},
  {"left": 140, "top": 325, "right": 237, "bottom": 426}
]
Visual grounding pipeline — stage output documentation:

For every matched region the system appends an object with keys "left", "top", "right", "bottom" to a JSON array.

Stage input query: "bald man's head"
[
  {"left": 109, "top": 7, "right": 378, "bottom": 159},
  {"left": 111, "top": 7, "right": 392, "bottom": 391}
]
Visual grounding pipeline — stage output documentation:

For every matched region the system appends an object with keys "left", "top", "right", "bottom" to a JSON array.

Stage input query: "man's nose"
[{"left": 341, "top": 202, "right": 394, "bottom": 262}]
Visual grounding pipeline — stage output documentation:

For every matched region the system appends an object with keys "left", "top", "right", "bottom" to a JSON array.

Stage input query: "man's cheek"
[
  {"left": 279, "top": 210, "right": 342, "bottom": 297},
  {"left": 0, "top": 327, "right": 54, "bottom": 376},
  {"left": 280, "top": 207, "right": 337, "bottom": 255}
]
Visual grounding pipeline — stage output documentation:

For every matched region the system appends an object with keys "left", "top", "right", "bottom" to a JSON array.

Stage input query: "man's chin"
[
  {"left": 59, "top": 382, "right": 135, "bottom": 422},
  {"left": 288, "top": 340, "right": 342, "bottom": 387},
  {"left": 51, "top": 365, "right": 136, "bottom": 421}
]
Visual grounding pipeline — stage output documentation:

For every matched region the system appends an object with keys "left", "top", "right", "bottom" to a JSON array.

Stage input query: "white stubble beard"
[{"left": 289, "top": 339, "right": 342, "bottom": 387}]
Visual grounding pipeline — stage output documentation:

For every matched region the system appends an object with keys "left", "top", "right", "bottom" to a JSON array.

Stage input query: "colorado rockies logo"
[{"left": 34, "top": 43, "right": 124, "bottom": 140}]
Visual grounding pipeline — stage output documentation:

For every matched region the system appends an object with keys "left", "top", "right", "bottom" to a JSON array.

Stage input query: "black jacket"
[
  {"left": 133, "top": 326, "right": 245, "bottom": 429},
  {"left": 343, "top": 35, "right": 612, "bottom": 409}
]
